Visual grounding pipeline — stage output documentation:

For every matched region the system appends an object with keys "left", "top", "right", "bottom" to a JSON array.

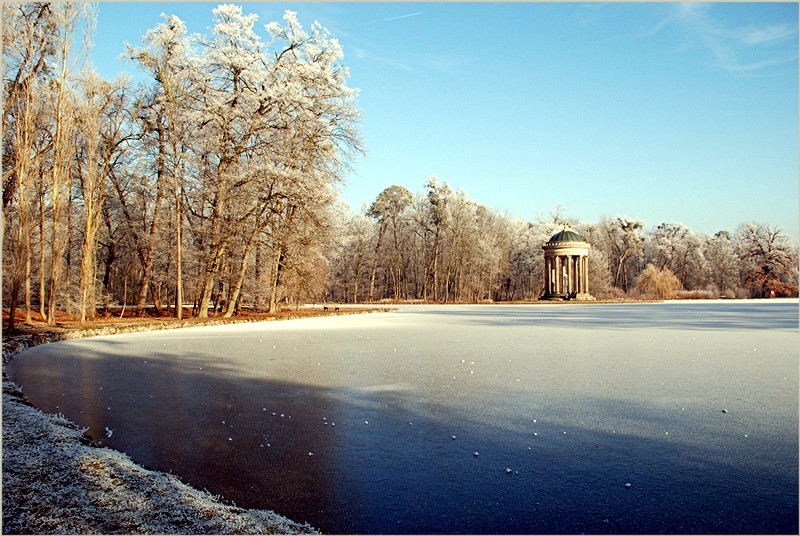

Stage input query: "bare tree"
[
  {"left": 43, "top": 3, "right": 93, "bottom": 326},
  {"left": 2, "top": 3, "right": 58, "bottom": 329},
  {"left": 74, "top": 73, "right": 132, "bottom": 323},
  {"left": 736, "top": 222, "right": 799, "bottom": 297},
  {"left": 367, "top": 185, "right": 413, "bottom": 301},
  {"left": 2, "top": 3, "right": 56, "bottom": 210},
  {"left": 645, "top": 222, "right": 707, "bottom": 290},
  {"left": 127, "top": 14, "right": 198, "bottom": 319},
  {"left": 703, "top": 230, "right": 739, "bottom": 295},
  {"left": 598, "top": 216, "right": 645, "bottom": 292}
]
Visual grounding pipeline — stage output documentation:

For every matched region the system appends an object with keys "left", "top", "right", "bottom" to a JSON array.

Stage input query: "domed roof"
[{"left": 548, "top": 224, "right": 584, "bottom": 243}]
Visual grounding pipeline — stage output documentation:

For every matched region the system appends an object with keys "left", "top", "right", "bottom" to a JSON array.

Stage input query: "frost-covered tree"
[
  {"left": 703, "top": 230, "right": 740, "bottom": 295},
  {"left": 42, "top": 3, "right": 94, "bottom": 326},
  {"left": 2, "top": 3, "right": 61, "bottom": 328},
  {"left": 597, "top": 216, "right": 645, "bottom": 292},
  {"left": 329, "top": 211, "right": 376, "bottom": 303},
  {"left": 191, "top": 6, "right": 361, "bottom": 317},
  {"left": 127, "top": 13, "right": 200, "bottom": 319},
  {"left": 645, "top": 222, "right": 707, "bottom": 290},
  {"left": 368, "top": 185, "right": 413, "bottom": 301},
  {"left": 419, "top": 176, "right": 452, "bottom": 301},
  {"left": 735, "top": 222, "right": 799, "bottom": 297},
  {"left": 575, "top": 222, "right": 615, "bottom": 298},
  {"left": 74, "top": 72, "right": 132, "bottom": 323}
]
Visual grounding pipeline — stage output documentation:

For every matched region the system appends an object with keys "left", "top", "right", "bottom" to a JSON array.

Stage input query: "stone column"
[
  {"left": 546, "top": 257, "right": 552, "bottom": 294},
  {"left": 566, "top": 256, "right": 571, "bottom": 294},
  {"left": 570, "top": 256, "right": 575, "bottom": 294},
  {"left": 583, "top": 256, "right": 589, "bottom": 294},
  {"left": 555, "top": 256, "right": 561, "bottom": 294},
  {"left": 586, "top": 256, "right": 590, "bottom": 293},
  {"left": 545, "top": 256, "right": 551, "bottom": 294},
  {"left": 574, "top": 256, "right": 579, "bottom": 294},
  {"left": 580, "top": 256, "right": 586, "bottom": 293}
]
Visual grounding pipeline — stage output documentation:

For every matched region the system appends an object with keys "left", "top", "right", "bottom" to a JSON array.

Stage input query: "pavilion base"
[{"left": 540, "top": 292, "right": 595, "bottom": 301}]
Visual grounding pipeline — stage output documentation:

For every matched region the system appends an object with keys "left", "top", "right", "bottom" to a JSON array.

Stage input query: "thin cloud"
[
  {"left": 738, "top": 24, "right": 796, "bottom": 46},
  {"left": 371, "top": 12, "right": 423, "bottom": 25},
  {"left": 664, "top": 3, "right": 796, "bottom": 73},
  {"left": 352, "top": 45, "right": 413, "bottom": 72},
  {"left": 344, "top": 10, "right": 423, "bottom": 71}
]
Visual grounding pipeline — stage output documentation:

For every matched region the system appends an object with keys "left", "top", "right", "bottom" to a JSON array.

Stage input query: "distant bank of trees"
[
  {"left": 3, "top": 4, "right": 797, "bottom": 331},
  {"left": 328, "top": 181, "right": 799, "bottom": 304}
]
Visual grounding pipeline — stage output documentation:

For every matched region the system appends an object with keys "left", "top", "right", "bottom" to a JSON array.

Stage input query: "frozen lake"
[{"left": 7, "top": 301, "right": 799, "bottom": 534}]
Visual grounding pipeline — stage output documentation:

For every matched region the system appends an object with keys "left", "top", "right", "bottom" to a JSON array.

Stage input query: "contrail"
[{"left": 372, "top": 12, "right": 423, "bottom": 24}]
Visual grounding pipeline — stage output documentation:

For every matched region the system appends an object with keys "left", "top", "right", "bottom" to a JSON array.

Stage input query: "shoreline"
[
  {"left": 1, "top": 310, "right": 380, "bottom": 534},
  {"left": 2, "top": 375, "right": 318, "bottom": 534}
]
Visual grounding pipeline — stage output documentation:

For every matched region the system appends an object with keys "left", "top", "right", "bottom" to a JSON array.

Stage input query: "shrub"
[
  {"left": 635, "top": 264, "right": 682, "bottom": 299},
  {"left": 675, "top": 289, "right": 716, "bottom": 300},
  {"left": 722, "top": 288, "right": 736, "bottom": 299}
]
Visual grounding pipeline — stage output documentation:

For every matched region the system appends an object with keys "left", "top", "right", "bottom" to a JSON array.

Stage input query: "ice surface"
[{"left": 7, "top": 301, "right": 798, "bottom": 534}]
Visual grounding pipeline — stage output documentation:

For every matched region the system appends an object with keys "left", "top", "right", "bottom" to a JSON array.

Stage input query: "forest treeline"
[
  {"left": 330, "top": 181, "right": 798, "bottom": 304},
  {"left": 3, "top": 4, "right": 798, "bottom": 331}
]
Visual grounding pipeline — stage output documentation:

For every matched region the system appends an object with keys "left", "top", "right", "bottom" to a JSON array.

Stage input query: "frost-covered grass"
[
  {"left": 1, "top": 320, "right": 326, "bottom": 534},
  {"left": 2, "top": 379, "right": 317, "bottom": 534}
]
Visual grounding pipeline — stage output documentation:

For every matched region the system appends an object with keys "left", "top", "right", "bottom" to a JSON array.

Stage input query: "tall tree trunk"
[
  {"left": 197, "top": 241, "right": 227, "bottom": 318},
  {"left": 46, "top": 117, "right": 69, "bottom": 326},
  {"left": 136, "top": 129, "right": 167, "bottom": 316},
  {"left": 101, "top": 208, "right": 116, "bottom": 296},
  {"left": 7, "top": 166, "right": 30, "bottom": 331},
  {"left": 353, "top": 268, "right": 360, "bottom": 304},
  {"left": 224, "top": 222, "right": 264, "bottom": 318},
  {"left": 368, "top": 266, "right": 377, "bottom": 303},
  {"left": 24, "top": 220, "right": 32, "bottom": 323},
  {"left": 45, "top": 3, "right": 81, "bottom": 326},
  {"left": 195, "top": 170, "right": 231, "bottom": 318},
  {"left": 174, "top": 174, "right": 183, "bottom": 319},
  {"left": 38, "top": 182, "right": 47, "bottom": 321},
  {"left": 78, "top": 164, "right": 104, "bottom": 324},
  {"left": 268, "top": 248, "right": 283, "bottom": 313},
  {"left": 7, "top": 250, "right": 21, "bottom": 331},
  {"left": 253, "top": 242, "right": 262, "bottom": 309}
]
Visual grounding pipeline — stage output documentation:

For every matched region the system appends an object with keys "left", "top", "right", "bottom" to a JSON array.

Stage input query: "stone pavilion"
[{"left": 540, "top": 225, "right": 594, "bottom": 301}]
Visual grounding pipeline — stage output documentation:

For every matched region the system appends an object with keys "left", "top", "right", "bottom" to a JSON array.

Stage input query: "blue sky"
[{"left": 93, "top": 2, "right": 799, "bottom": 238}]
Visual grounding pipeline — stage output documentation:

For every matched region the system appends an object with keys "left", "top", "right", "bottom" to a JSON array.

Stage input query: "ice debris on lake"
[{"left": 105, "top": 427, "right": 113, "bottom": 438}]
